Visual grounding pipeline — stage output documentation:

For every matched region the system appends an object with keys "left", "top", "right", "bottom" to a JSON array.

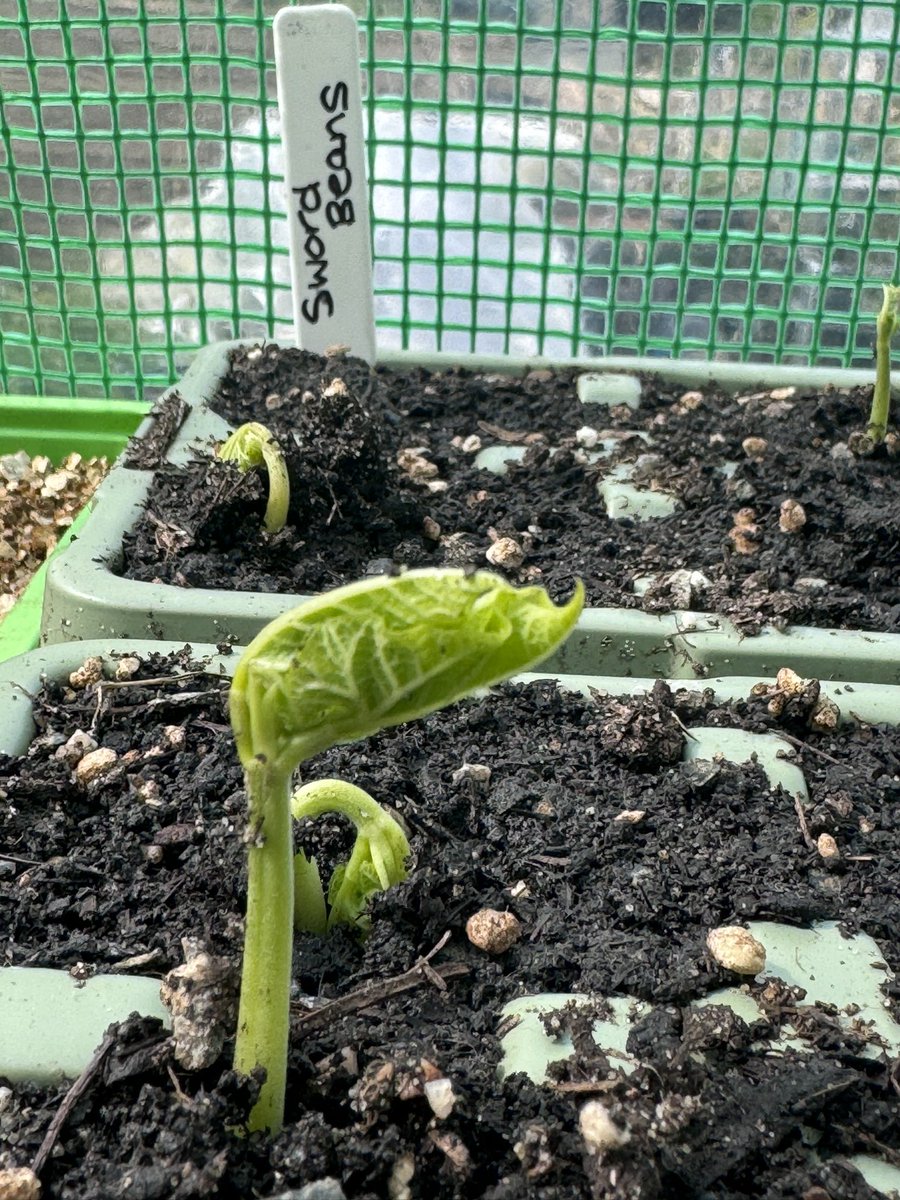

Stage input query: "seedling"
[
  {"left": 218, "top": 422, "right": 290, "bottom": 533},
  {"left": 291, "top": 778, "right": 410, "bottom": 936},
  {"left": 229, "top": 567, "right": 584, "bottom": 1132},
  {"left": 868, "top": 283, "right": 900, "bottom": 445}
]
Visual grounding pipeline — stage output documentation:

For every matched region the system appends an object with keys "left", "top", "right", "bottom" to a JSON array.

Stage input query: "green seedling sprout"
[
  {"left": 229, "top": 567, "right": 584, "bottom": 1133},
  {"left": 869, "top": 283, "right": 900, "bottom": 445},
  {"left": 218, "top": 421, "right": 290, "bottom": 533},
  {"left": 291, "top": 778, "right": 411, "bottom": 935}
]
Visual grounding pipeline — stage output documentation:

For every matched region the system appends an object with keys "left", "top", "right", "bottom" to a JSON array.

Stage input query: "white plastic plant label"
[{"left": 273, "top": 4, "right": 376, "bottom": 363}]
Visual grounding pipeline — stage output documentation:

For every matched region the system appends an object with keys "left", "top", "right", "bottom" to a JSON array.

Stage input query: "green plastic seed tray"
[
  {"left": 1, "top": 640, "right": 897, "bottom": 1090},
  {"left": 37, "top": 344, "right": 900, "bottom": 685}
]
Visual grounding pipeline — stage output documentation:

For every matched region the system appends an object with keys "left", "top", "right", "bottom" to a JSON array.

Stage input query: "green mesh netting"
[{"left": 1, "top": 1, "right": 899, "bottom": 399}]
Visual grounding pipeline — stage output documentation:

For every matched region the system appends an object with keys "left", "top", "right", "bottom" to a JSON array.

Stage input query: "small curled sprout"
[
  {"left": 291, "top": 779, "right": 410, "bottom": 935},
  {"left": 868, "top": 283, "right": 900, "bottom": 446},
  {"left": 218, "top": 422, "right": 290, "bottom": 533}
]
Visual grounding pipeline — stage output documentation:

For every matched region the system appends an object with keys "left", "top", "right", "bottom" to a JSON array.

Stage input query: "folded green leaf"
[
  {"left": 293, "top": 849, "right": 328, "bottom": 936},
  {"left": 218, "top": 421, "right": 290, "bottom": 533}
]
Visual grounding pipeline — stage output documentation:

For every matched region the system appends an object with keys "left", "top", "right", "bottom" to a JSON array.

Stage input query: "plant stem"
[
  {"left": 869, "top": 284, "right": 900, "bottom": 444},
  {"left": 234, "top": 758, "right": 294, "bottom": 1133},
  {"left": 291, "top": 777, "right": 384, "bottom": 824},
  {"left": 261, "top": 442, "right": 290, "bottom": 534}
]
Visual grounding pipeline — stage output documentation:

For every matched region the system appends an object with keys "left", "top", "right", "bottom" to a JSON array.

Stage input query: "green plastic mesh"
[{"left": 1, "top": 1, "right": 899, "bottom": 399}]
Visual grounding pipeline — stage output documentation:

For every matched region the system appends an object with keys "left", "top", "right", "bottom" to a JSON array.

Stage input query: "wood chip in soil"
[
  {"left": 1, "top": 654, "right": 898, "bottom": 1197},
  {"left": 0, "top": 451, "right": 109, "bottom": 622}
]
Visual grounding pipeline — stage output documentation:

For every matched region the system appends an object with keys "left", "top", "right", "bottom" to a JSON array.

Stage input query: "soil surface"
[
  {"left": 0, "top": 451, "right": 108, "bottom": 623},
  {"left": 119, "top": 344, "right": 900, "bottom": 634},
  {"left": 2, "top": 653, "right": 898, "bottom": 1198}
]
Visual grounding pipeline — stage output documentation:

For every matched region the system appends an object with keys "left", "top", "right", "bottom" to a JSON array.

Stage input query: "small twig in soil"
[
  {"left": 792, "top": 794, "right": 817, "bottom": 852},
  {"left": 90, "top": 672, "right": 215, "bottom": 732},
  {"left": 477, "top": 420, "right": 534, "bottom": 443},
  {"left": 0, "top": 852, "right": 104, "bottom": 878},
  {"left": 93, "top": 672, "right": 209, "bottom": 691},
  {"left": 400, "top": 805, "right": 458, "bottom": 844},
  {"left": 108, "top": 688, "right": 227, "bottom": 713},
  {"left": 550, "top": 1079, "right": 618, "bottom": 1095},
  {"left": 529, "top": 912, "right": 554, "bottom": 943},
  {"left": 31, "top": 1030, "right": 117, "bottom": 1177},
  {"left": 167, "top": 1064, "right": 189, "bottom": 1103},
  {"left": 836, "top": 1128, "right": 900, "bottom": 1167},
  {"left": 669, "top": 710, "right": 699, "bottom": 741},
  {"left": 192, "top": 719, "right": 232, "bottom": 735},
  {"left": 775, "top": 732, "right": 843, "bottom": 767},
  {"left": 800, "top": 1079, "right": 854, "bottom": 1109},
  {"left": 527, "top": 854, "right": 571, "bottom": 867},
  {"left": 292, "top": 932, "right": 468, "bottom": 1033},
  {"left": 110, "top": 948, "right": 165, "bottom": 972}
]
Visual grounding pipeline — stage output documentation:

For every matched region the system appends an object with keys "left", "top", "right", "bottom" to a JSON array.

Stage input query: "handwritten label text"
[{"left": 292, "top": 82, "right": 357, "bottom": 324}]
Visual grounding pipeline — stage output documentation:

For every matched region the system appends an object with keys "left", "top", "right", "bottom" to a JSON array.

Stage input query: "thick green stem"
[
  {"left": 218, "top": 422, "right": 290, "bottom": 534},
  {"left": 869, "top": 285, "right": 900, "bottom": 444},
  {"left": 260, "top": 443, "right": 290, "bottom": 534},
  {"left": 234, "top": 758, "right": 294, "bottom": 1133}
]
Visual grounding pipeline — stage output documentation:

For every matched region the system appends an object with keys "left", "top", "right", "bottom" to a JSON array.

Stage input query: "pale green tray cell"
[
  {"left": 597, "top": 463, "right": 681, "bottom": 520},
  {"left": 683, "top": 726, "right": 808, "bottom": 797},
  {"left": 499, "top": 993, "right": 645, "bottom": 1082},
  {"left": 473, "top": 444, "right": 530, "bottom": 474},
  {"left": 472, "top": 442, "right": 607, "bottom": 474},
  {"left": 729, "top": 921, "right": 900, "bottom": 1058},
  {"left": 577, "top": 373, "right": 643, "bottom": 411},
  {"left": 0, "top": 967, "right": 170, "bottom": 1085},
  {"left": 474, "top": 436, "right": 679, "bottom": 524},
  {"left": 500, "top": 920, "right": 900, "bottom": 1079},
  {"left": 850, "top": 1156, "right": 900, "bottom": 1199}
]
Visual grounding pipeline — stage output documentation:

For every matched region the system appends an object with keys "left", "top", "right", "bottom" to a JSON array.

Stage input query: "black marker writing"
[{"left": 293, "top": 80, "right": 357, "bottom": 324}]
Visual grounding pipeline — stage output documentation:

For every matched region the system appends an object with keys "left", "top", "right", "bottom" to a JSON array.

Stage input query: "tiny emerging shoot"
[
  {"left": 869, "top": 283, "right": 900, "bottom": 445},
  {"left": 229, "top": 567, "right": 584, "bottom": 1133},
  {"left": 218, "top": 421, "right": 290, "bottom": 533},
  {"left": 291, "top": 778, "right": 410, "bottom": 935}
]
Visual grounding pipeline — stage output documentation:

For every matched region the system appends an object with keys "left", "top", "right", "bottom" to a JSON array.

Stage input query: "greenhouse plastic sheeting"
[{"left": 1, "top": 0, "right": 899, "bottom": 398}]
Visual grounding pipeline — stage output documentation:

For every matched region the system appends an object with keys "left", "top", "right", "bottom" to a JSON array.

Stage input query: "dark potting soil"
[
  {"left": 119, "top": 344, "right": 900, "bottom": 635},
  {"left": 2, "top": 653, "right": 899, "bottom": 1198}
]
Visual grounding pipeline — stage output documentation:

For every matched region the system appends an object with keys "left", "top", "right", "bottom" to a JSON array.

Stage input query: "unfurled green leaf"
[{"left": 230, "top": 568, "right": 584, "bottom": 773}]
